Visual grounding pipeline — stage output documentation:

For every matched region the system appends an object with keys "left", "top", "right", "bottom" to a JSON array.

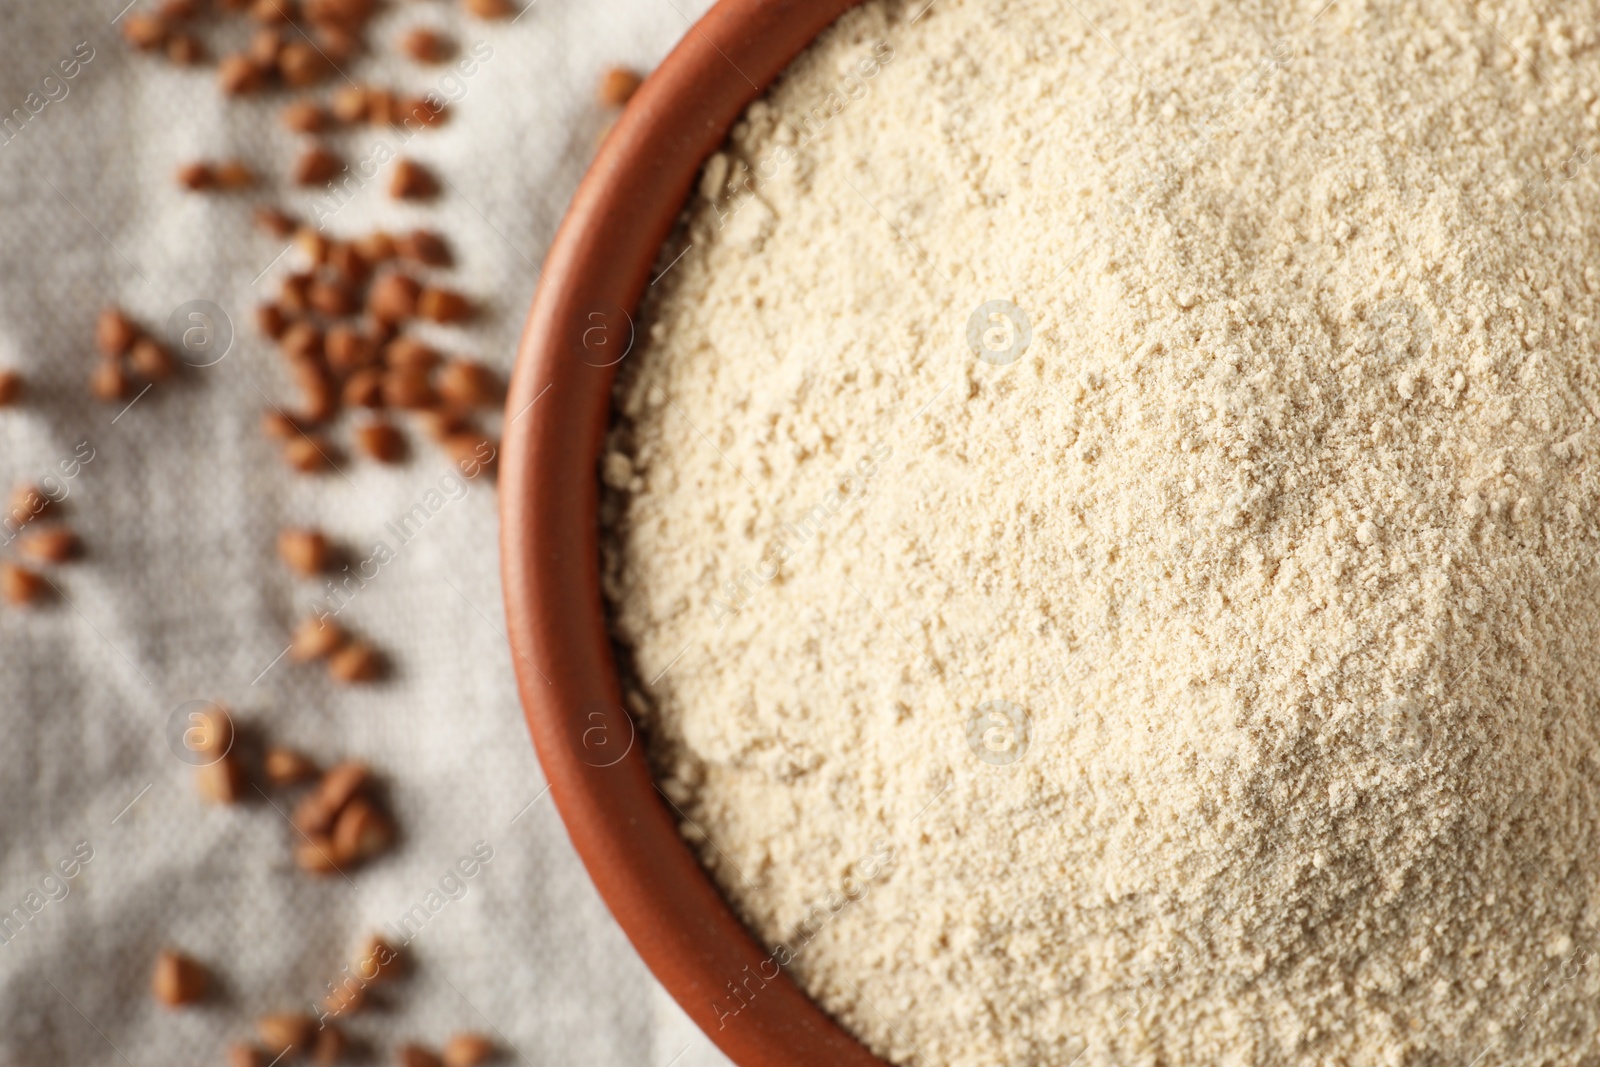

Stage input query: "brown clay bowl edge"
[{"left": 499, "top": 2, "right": 885, "bottom": 1065}]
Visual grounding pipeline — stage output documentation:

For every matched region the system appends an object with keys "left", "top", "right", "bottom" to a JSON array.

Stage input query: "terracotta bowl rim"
[{"left": 499, "top": 2, "right": 885, "bottom": 1065}]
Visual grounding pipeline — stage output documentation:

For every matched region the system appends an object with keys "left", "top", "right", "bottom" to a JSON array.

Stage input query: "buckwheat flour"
[{"left": 601, "top": 0, "right": 1600, "bottom": 1063}]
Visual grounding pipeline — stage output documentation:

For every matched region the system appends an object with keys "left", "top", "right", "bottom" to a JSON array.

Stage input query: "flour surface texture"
[{"left": 602, "top": 1, "right": 1600, "bottom": 1063}]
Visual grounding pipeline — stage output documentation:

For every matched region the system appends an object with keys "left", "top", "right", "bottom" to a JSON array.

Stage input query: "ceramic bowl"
[{"left": 500, "top": 2, "right": 884, "bottom": 1064}]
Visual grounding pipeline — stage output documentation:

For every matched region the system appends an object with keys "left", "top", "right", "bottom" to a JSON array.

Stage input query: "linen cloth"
[{"left": 0, "top": 1, "right": 733, "bottom": 1064}]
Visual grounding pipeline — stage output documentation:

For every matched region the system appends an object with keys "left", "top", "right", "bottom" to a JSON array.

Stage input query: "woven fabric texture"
[{"left": 0, "top": 2, "right": 730, "bottom": 1065}]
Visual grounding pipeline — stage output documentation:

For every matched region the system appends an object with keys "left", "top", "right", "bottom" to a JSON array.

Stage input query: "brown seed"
[
  {"left": 228, "top": 1044, "right": 268, "bottom": 1067},
  {"left": 292, "top": 759, "right": 371, "bottom": 834},
  {"left": 396, "top": 229, "right": 451, "bottom": 267},
  {"left": 389, "top": 158, "right": 438, "bottom": 200},
  {"left": 195, "top": 753, "right": 247, "bottom": 804},
  {"left": 216, "top": 160, "right": 255, "bottom": 189},
  {"left": 295, "top": 835, "right": 340, "bottom": 875},
  {"left": 280, "top": 273, "right": 314, "bottom": 315},
  {"left": 401, "top": 27, "right": 452, "bottom": 64},
  {"left": 325, "top": 325, "right": 375, "bottom": 372},
  {"left": 343, "top": 368, "right": 385, "bottom": 409},
  {"left": 254, "top": 206, "right": 299, "bottom": 238},
  {"left": 129, "top": 338, "right": 176, "bottom": 381},
  {"left": 19, "top": 528, "right": 78, "bottom": 564},
  {"left": 325, "top": 334, "right": 376, "bottom": 379},
  {"left": 312, "top": 1024, "right": 348, "bottom": 1065},
  {"left": 436, "top": 360, "right": 500, "bottom": 408},
  {"left": 279, "top": 41, "right": 330, "bottom": 87},
  {"left": 251, "top": 0, "right": 297, "bottom": 21},
  {"left": 442, "top": 1034, "right": 495, "bottom": 1067},
  {"left": 368, "top": 273, "right": 421, "bottom": 323},
  {"left": 367, "top": 316, "right": 399, "bottom": 347},
  {"left": 248, "top": 26, "right": 284, "bottom": 67},
  {"left": 366, "top": 88, "right": 400, "bottom": 126},
  {"left": 257, "top": 1013, "right": 316, "bottom": 1056},
  {"left": 417, "top": 406, "right": 471, "bottom": 443},
  {"left": 178, "top": 702, "right": 234, "bottom": 759},
  {"left": 262, "top": 410, "right": 301, "bottom": 440},
  {"left": 280, "top": 321, "right": 324, "bottom": 364},
  {"left": 292, "top": 764, "right": 369, "bottom": 838},
  {"left": 330, "top": 84, "right": 371, "bottom": 123},
  {"left": 398, "top": 1045, "right": 443, "bottom": 1067},
  {"left": 257, "top": 303, "right": 289, "bottom": 341},
  {"left": 0, "top": 563, "right": 46, "bottom": 607},
  {"left": 0, "top": 369, "right": 21, "bottom": 407},
  {"left": 384, "top": 336, "right": 439, "bottom": 372},
  {"left": 353, "top": 230, "right": 397, "bottom": 262},
  {"left": 8, "top": 484, "right": 51, "bottom": 527},
  {"left": 278, "top": 528, "right": 330, "bottom": 575},
  {"left": 219, "top": 52, "right": 267, "bottom": 95},
  {"left": 317, "top": 761, "right": 371, "bottom": 814},
  {"left": 303, "top": 389, "right": 348, "bottom": 430},
  {"left": 159, "top": 0, "right": 202, "bottom": 18},
  {"left": 462, "top": 0, "right": 514, "bottom": 19},
  {"left": 151, "top": 950, "right": 207, "bottom": 1006},
  {"left": 264, "top": 746, "right": 319, "bottom": 786},
  {"left": 417, "top": 287, "right": 472, "bottom": 324},
  {"left": 291, "top": 790, "right": 337, "bottom": 837},
  {"left": 296, "top": 226, "right": 331, "bottom": 266},
  {"left": 297, "top": 369, "right": 338, "bottom": 424},
  {"left": 309, "top": 278, "right": 359, "bottom": 317},
  {"left": 382, "top": 368, "right": 435, "bottom": 410},
  {"left": 291, "top": 615, "right": 345, "bottom": 662},
  {"left": 96, "top": 307, "right": 138, "bottom": 357},
  {"left": 90, "top": 359, "right": 132, "bottom": 402},
  {"left": 166, "top": 33, "right": 205, "bottom": 65},
  {"left": 291, "top": 380, "right": 332, "bottom": 424},
  {"left": 328, "top": 243, "right": 370, "bottom": 285},
  {"left": 353, "top": 933, "right": 405, "bottom": 983},
  {"left": 292, "top": 377, "right": 335, "bottom": 423},
  {"left": 282, "top": 100, "right": 330, "bottom": 134},
  {"left": 328, "top": 641, "right": 381, "bottom": 683},
  {"left": 295, "top": 145, "right": 343, "bottom": 186},
  {"left": 177, "top": 161, "right": 216, "bottom": 191},
  {"left": 122, "top": 14, "right": 168, "bottom": 50},
  {"left": 332, "top": 797, "right": 393, "bottom": 861},
  {"left": 401, "top": 96, "right": 448, "bottom": 129},
  {"left": 446, "top": 432, "right": 498, "bottom": 479},
  {"left": 355, "top": 420, "right": 406, "bottom": 463},
  {"left": 320, "top": 981, "right": 365, "bottom": 1018},
  {"left": 306, "top": 0, "right": 376, "bottom": 31},
  {"left": 285, "top": 434, "right": 336, "bottom": 473},
  {"left": 316, "top": 26, "right": 360, "bottom": 64},
  {"left": 597, "top": 65, "right": 644, "bottom": 107}
]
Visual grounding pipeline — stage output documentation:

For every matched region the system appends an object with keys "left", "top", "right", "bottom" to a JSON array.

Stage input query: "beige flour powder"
[{"left": 601, "top": 0, "right": 1600, "bottom": 1063}]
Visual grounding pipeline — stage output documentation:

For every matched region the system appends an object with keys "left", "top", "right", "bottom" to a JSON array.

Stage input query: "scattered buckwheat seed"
[
  {"left": 295, "top": 145, "right": 343, "bottom": 186},
  {"left": 328, "top": 641, "right": 381, "bottom": 683},
  {"left": 278, "top": 527, "right": 331, "bottom": 575},
  {"left": 291, "top": 615, "right": 345, "bottom": 661},
  {"left": 264, "top": 746, "right": 319, "bottom": 786},
  {"left": 442, "top": 1033, "right": 495, "bottom": 1067},
  {"left": 597, "top": 65, "right": 643, "bottom": 107},
  {"left": 398, "top": 1044, "right": 444, "bottom": 1067},
  {"left": 389, "top": 158, "right": 439, "bottom": 200},
  {"left": 18, "top": 528, "right": 79, "bottom": 564},
  {"left": 1, "top": 563, "right": 46, "bottom": 607},
  {"left": 151, "top": 950, "right": 208, "bottom": 1006},
  {"left": 256, "top": 1013, "right": 316, "bottom": 1058},
  {"left": 196, "top": 752, "right": 247, "bottom": 804}
]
